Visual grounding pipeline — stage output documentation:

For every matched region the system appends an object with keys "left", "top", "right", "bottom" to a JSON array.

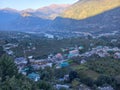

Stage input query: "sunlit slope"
[{"left": 62, "top": 0, "right": 120, "bottom": 20}]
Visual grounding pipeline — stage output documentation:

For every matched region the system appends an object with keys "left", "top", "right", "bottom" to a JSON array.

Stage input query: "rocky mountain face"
[
  {"left": 52, "top": 7, "right": 120, "bottom": 33},
  {"left": 51, "top": 0, "right": 120, "bottom": 33},
  {"left": 62, "top": 0, "right": 120, "bottom": 20}
]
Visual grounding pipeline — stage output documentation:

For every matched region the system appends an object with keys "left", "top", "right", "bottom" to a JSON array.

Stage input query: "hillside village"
[
  {"left": 10, "top": 45, "right": 120, "bottom": 81},
  {"left": 0, "top": 31, "right": 120, "bottom": 90},
  {"left": 0, "top": 0, "right": 120, "bottom": 89}
]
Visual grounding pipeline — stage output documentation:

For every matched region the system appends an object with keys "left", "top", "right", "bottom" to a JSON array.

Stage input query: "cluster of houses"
[
  {"left": 2, "top": 43, "right": 119, "bottom": 89},
  {"left": 3, "top": 43, "right": 18, "bottom": 55},
  {"left": 98, "top": 86, "right": 114, "bottom": 90},
  {"left": 14, "top": 57, "right": 41, "bottom": 81},
  {"left": 14, "top": 52, "right": 68, "bottom": 81},
  {"left": 80, "top": 46, "right": 120, "bottom": 59},
  {"left": 13, "top": 45, "right": 82, "bottom": 81},
  {"left": 13, "top": 45, "right": 120, "bottom": 82}
]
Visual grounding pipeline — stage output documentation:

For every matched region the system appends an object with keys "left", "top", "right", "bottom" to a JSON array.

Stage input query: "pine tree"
[{"left": 0, "top": 55, "right": 18, "bottom": 81}]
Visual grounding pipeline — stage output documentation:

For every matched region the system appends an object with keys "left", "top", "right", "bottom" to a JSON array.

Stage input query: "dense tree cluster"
[
  {"left": 0, "top": 46, "right": 5, "bottom": 57},
  {"left": 0, "top": 55, "right": 54, "bottom": 90}
]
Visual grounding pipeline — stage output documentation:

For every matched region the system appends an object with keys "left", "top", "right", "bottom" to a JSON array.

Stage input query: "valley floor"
[{"left": 0, "top": 31, "right": 120, "bottom": 90}]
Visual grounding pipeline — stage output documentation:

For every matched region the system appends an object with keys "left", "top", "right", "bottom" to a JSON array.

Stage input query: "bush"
[
  {"left": 95, "top": 75, "right": 113, "bottom": 86},
  {"left": 81, "top": 77, "right": 94, "bottom": 87}
]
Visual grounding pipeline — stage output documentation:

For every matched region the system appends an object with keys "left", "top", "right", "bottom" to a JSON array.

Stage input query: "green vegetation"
[
  {"left": 85, "top": 58, "right": 120, "bottom": 76},
  {"left": 69, "top": 57, "right": 120, "bottom": 90},
  {"left": 0, "top": 55, "right": 54, "bottom": 90},
  {"left": 62, "top": 0, "right": 120, "bottom": 19},
  {"left": 0, "top": 31, "right": 120, "bottom": 89},
  {"left": 1, "top": 31, "right": 120, "bottom": 59},
  {"left": 0, "top": 46, "right": 5, "bottom": 57}
]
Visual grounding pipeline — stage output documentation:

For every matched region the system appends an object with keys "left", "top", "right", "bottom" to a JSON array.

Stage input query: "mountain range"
[
  {"left": 0, "top": 0, "right": 120, "bottom": 33},
  {"left": 21, "top": 4, "right": 70, "bottom": 19},
  {"left": 52, "top": 7, "right": 120, "bottom": 33},
  {"left": 0, "top": 4, "right": 70, "bottom": 31}
]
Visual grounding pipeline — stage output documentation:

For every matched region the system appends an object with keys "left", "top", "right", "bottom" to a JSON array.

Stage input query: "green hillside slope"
[{"left": 62, "top": 0, "right": 120, "bottom": 20}]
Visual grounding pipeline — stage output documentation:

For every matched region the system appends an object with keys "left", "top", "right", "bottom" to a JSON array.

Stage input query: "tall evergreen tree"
[{"left": 0, "top": 55, "right": 18, "bottom": 81}]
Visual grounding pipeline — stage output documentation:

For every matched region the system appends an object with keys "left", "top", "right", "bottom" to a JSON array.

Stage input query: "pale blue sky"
[{"left": 0, "top": 0, "right": 78, "bottom": 10}]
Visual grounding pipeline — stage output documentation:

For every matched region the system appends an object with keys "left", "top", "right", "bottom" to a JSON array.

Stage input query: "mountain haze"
[
  {"left": 0, "top": 0, "right": 120, "bottom": 33},
  {"left": 21, "top": 4, "right": 70, "bottom": 19},
  {"left": 0, "top": 8, "right": 21, "bottom": 30},
  {"left": 0, "top": 4, "right": 69, "bottom": 31}
]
